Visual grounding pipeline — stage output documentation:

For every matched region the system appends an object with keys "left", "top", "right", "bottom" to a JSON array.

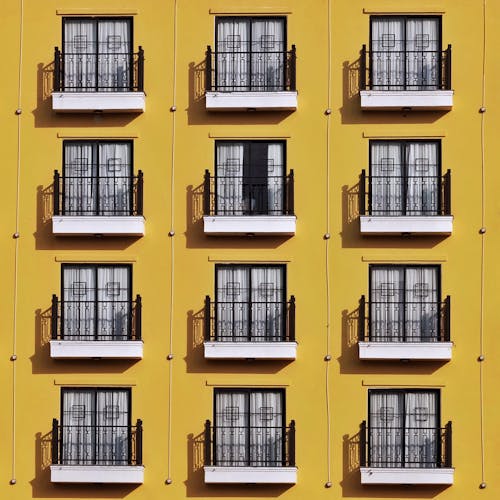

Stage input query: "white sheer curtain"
[
  {"left": 98, "top": 143, "right": 132, "bottom": 215},
  {"left": 63, "top": 266, "right": 96, "bottom": 340},
  {"left": 267, "top": 143, "right": 284, "bottom": 214},
  {"left": 216, "top": 143, "right": 244, "bottom": 215}
]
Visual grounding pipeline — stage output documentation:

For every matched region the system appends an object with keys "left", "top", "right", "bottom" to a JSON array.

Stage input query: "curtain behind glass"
[
  {"left": 267, "top": 143, "right": 284, "bottom": 214},
  {"left": 216, "top": 143, "right": 244, "bottom": 215}
]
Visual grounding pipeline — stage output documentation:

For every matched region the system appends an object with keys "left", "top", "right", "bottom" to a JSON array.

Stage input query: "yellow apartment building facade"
[{"left": 1, "top": 0, "right": 499, "bottom": 499}]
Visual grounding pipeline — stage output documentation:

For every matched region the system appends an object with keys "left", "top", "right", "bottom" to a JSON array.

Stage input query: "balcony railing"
[
  {"left": 360, "top": 420, "right": 452, "bottom": 468},
  {"left": 203, "top": 170, "right": 294, "bottom": 216},
  {"left": 204, "top": 420, "right": 295, "bottom": 467},
  {"left": 204, "top": 296, "right": 295, "bottom": 342},
  {"left": 358, "top": 295, "right": 451, "bottom": 342},
  {"left": 53, "top": 170, "right": 144, "bottom": 216},
  {"left": 360, "top": 44, "right": 452, "bottom": 91},
  {"left": 359, "top": 170, "right": 451, "bottom": 216},
  {"left": 51, "top": 419, "right": 143, "bottom": 466},
  {"left": 205, "top": 45, "right": 296, "bottom": 92},
  {"left": 51, "top": 295, "right": 142, "bottom": 341},
  {"left": 53, "top": 46, "right": 144, "bottom": 92}
]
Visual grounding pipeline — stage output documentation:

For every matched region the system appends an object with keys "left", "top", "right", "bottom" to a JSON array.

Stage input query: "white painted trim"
[
  {"left": 360, "top": 216, "right": 453, "bottom": 235},
  {"left": 360, "top": 90, "right": 453, "bottom": 110},
  {"left": 360, "top": 467, "right": 454, "bottom": 485},
  {"left": 52, "top": 92, "right": 146, "bottom": 113},
  {"left": 50, "top": 340, "right": 143, "bottom": 359},
  {"left": 204, "top": 342, "right": 297, "bottom": 360},
  {"left": 50, "top": 465, "right": 145, "bottom": 483},
  {"left": 358, "top": 342, "right": 452, "bottom": 360},
  {"left": 203, "top": 215, "right": 296, "bottom": 235},
  {"left": 204, "top": 466, "right": 297, "bottom": 484},
  {"left": 206, "top": 91, "right": 297, "bottom": 111},
  {"left": 52, "top": 216, "right": 145, "bottom": 236}
]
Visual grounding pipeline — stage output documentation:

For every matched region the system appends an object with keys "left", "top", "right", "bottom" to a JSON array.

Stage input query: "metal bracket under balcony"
[{"left": 360, "top": 467, "right": 454, "bottom": 485}]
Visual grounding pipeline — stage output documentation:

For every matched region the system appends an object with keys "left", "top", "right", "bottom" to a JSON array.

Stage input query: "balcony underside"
[
  {"left": 206, "top": 91, "right": 297, "bottom": 111},
  {"left": 360, "top": 467, "right": 454, "bottom": 485},
  {"left": 50, "top": 340, "right": 143, "bottom": 359},
  {"left": 52, "top": 216, "right": 145, "bottom": 236},
  {"left": 359, "top": 216, "right": 453, "bottom": 235},
  {"left": 50, "top": 465, "right": 145, "bottom": 483},
  {"left": 204, "top": 341, "right": 297, "bottom": 360},
  {"left": 360, "top": 90, "right": 454, "bottom": 110},
  {"left": 203, "top": 215, "right": 296, "bottom": 236},
  {"left": 52, "top": 92, "right": 146, "bottom": 113},
  {"left": 358, "top": 341, "right": 452, "bottom": 361},
  {"left": 204, "top": 466, "right": 297, "bottom": 484}
]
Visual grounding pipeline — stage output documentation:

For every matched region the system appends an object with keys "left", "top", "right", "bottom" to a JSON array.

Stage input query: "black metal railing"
[
  {"left": 51, "top": 294, "right": 142, "bottom": 341},
  {"left": 204, "top": 296, "right": 295, "bottom": 342},
  {"left": 358, "top": 295, "right": 450, "bottom": 342},
  {"left": 360, "top": 420, "right": 452, "bottom": 468},
  {"left": 205, "top": 45, "right": 296, "bottom": 92},
  {"left": 53, "top": 170, "right": 144, "bottom": 216},
  {"left": 360, "top": 44, "right": 451, "bottom": 91},
  {"left": 204, "top": 419, "right": 295, "bottom": 467},
  {"left": 359, "top": 169, "right": 451, "bottom": 216},
  {"left": 53, "top": 46, "right": 144, "bottom": 92},
  {"left": 203, "top": 170, "right": 294, "bottom": 216},
  {"left": 51, "top": 418, "right": 143, "bottom": 466}
]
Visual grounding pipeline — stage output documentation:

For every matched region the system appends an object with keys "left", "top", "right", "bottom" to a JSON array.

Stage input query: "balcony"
[
  {"left": 203, "top": 296, "right": 296, "bottom": 360},
  {"left": 360, "top": 420, "right": 454, "bottom": 485},
  {"left": 204, "top": 45, "right": 297, "bottom": 111},
  {"left": 358, "top": 295, "right": 452, "bottom": 361},
  {"left": 203, "top": 420, "right": 297, "bottom": 484},
  {"left": 49, "top": 295, "right": 143, "bottom": 359},
  {"left": 359, "top": 45, "right": 453, "bottom": 110},
  {"left": 50, "top": 419, "right": 144, "bottom": 483},
  {"left": 51, "top": 47, "right": 145, "bottom": 112},
  {"left": 359, "top": 169, "right": 453, "bottom": 235},
  {"left": 52, "top": 170, "right": 145, "bottom": 236},
  {"left": 203, "top": 170, "right": 296, "bottom": 236}
]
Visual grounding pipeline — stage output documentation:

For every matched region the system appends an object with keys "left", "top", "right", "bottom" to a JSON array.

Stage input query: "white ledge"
[
  {"left": 50, "top": 340, "right": 143, "bottom": 359},
  {"left": 204, "top": 466, "right": 297, "bottom": 484},
  {"left": 50, "top": 465, "right": 144, "bottom": 483},
  {"left": 52, "top": 216, "right": 145, "bottom": 236},
  {"left": 203, "top": 215, "right": 296, "bottom": 235},
  {"left": 360, "top": 216, "right": 453, "bottom": 235},
  {"left": 360, "top": 467, "right": 454, "bottom": 485},
  {"left": 204, "top": 341, "right": 297, "bottom": 360},
  {"left": 359, "top": 342, "right": 452, "bottom": 360},
  {"left": 360, "top": 90, "right": 453, "bottom": 110},
  {"left": 52, "top": 92, "right": 146, "bottom": 113},
  {"left": 206, "top": 91, "right": 297, "bottom": 111}
]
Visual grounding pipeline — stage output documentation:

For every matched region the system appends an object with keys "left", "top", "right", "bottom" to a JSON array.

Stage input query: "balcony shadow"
[{"left": 185, "top": 308, "right": 291, "bottom": 374}]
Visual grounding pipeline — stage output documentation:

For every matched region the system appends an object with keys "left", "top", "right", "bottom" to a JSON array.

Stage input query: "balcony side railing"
[
  {"left": 53, "top": 46, "right": 144, "bottom": 92},
  {"left": 359, "top": 169, "right": 451, "bottom": 216},
  {"left": 51, "top": 294, "right": 142, "bottom": 341},
  {"left": 358, "top": 295, "right": 451, "bottom": 342},
  {"left": 53, "top": 170, "right": 144, "bottom": 216},
  {"left": 360, "top": 420, "right": 452, "bottom": 468},
  {"left": 203, "top": 170, "right": 294, "bottom": 216},
  {"left": 205, "top": 45, "right": 296, "bottom": 92},
  {"left": 51, "top": 418, "right": 143, "bottom": 466},
  {"left": 204, "top": 419, "right": 295, "bottom": 467},
  {"left": 360, "top": 44, "right": 452, "bottom": 91},
  {"left": 204, "top": 295, "right": 296, "bottom": 342}
]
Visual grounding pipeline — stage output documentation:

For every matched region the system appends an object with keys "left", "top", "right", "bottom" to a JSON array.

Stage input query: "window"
[
  {"left": 215, "top": 17, "right": 286, "bottom": 91},
  {"left": 215, "top": 141, "right": 287, "bottom": 216},
  {"left": 369, "top": 140, "right": 441, "bottom": 216},
  {"left": 216, "top": 265, "right": 286, "bottom": 341},
  {"left": 368, "top": 390, "right": 440, "bottom": 468},
  {"left": 214, "top": 389, "right": 285, "bottom": 466},
  {"left": 62, "top": 17, "right": 133, "bottom": 91},
  {"left": 61, "top": 264, "right": 132, "bottom": 340},
  {"left": 370, "top": 265, "right": 441, "bottom": 342},
  {"left": 60, "top": 388, "right": 131, "bottom": 465},
  {"left": 370, "top": 16, "right": 441, "bottom": 89}
]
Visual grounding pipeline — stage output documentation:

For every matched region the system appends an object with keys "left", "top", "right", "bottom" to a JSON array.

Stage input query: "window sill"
[
  {"left": 360, "top": 90, "right": 453, "bottom": 110},
  {"left": 203, "top": 215, "right": 296, "bottom": 236},
  {"left": 204, "top": 466, "right": 297, "bottom": 484},
  {"left": 51, "top": 465, "right": 144, "bottom": 484},
  {"left": 358, "top": 341, "right": 452, "bottom": 361},
  {"left": 52, "top": 92, "right": 145, "bottom": 113},
  {"left": 359, "top": 215, "right": 453, "bottom": 235},
  {"left": 204, "top": 341, "right": 297, "bottom": 360},
  {"left": 206, "top": 91, "right": 297, "bottom": 111},
  {"left": 360, "top": 467, "right": 454, "bottom": 485},
  {"left": 52, "top": 216, "right": 145, "bottom": 236},
  {"left": 50, "top": 340, "right": 143, "bottom": 359}
]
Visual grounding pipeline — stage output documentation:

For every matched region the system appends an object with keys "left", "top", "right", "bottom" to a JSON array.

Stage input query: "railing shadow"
[
  {"left": 340, "top": 182, "right": 361, "bottom": 246},
  {"left": 185, "top": 183, "right": 205, "bottom": 247}
]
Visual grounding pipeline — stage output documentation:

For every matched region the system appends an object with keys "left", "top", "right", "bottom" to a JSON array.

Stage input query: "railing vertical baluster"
[
  {"left": 51, "top": 294, "right": 59, "bottom": 340},
  {"left": 360, "top": 420, "right": 367, "bottom": 467},
  {"left": 136, "top": 419, "right": 143, "bottom": 465},
  {"left": 444, "top": 169, "right": 451, "bottom": 215},
  {"left": 359, "top": 169, "right": 366, "bottom": 216},
  {"left": 52, "top": 418, "right": 59, "bottom": 464},
  {"left": 444, "top": 296, "right": 451, "bottom": 342},
  {"left": 288, "top": 170, "right": 295, "bottom": 216},
  {"left": 53, "top": 170, "right": 60, "bottom": 216},
  {"left": 360, "top": 45, "right": 367, "bottom": 90},
  {"left": 204, "top": 296, "right": 211, "bottom": 341},
  {"left": 137, "top": 170, "right": 144, "bottom": 216},
  {"left": 289, "top": 45, "right": 297, "bottom": 91},
  {"left": 54, "top": 47, "right": 61, "bottom": 92},
  {"left": 137, "top": 47, "right": 144, "bottom": 92},
  {"left": 203, "top": 170, "right": 211, "bottom": 215},
  {"left": 444, "top": 421, "right": 452, "bottom": 467},
  {"left": 204, "top": 420, "right": 212, "bottom": 466},
  {"left": 135, "top": 295, "right": 142, "bottom": 341},
  {"left": 205, "top": 46, "right": 212, "bottom": 91},
  {"left": 358, "top": 295, "right": 366, "bottom": 341},
  {"left": 288, "top": 420, "right": 296, "bottom": 466},
  {"left": 288, "top": 295, "right": 296, "bottom": 342},
  {"left": 445, "top": 45, "right": 452, "bottom": 90}
]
